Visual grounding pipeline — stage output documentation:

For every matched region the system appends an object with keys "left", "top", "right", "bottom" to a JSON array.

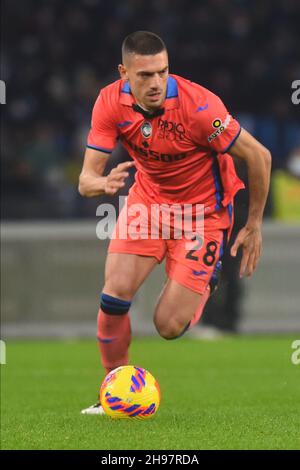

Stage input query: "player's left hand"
[{"left": 230, "top": 223, "right": 262, "bottom": 278}]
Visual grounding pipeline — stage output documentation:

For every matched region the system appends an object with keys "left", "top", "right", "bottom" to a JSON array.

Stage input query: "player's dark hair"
[{"left": 122, "top": 31, "right": 166, "bottom": 61}]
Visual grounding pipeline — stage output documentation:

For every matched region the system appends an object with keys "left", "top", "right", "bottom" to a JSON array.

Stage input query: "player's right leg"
[
  {"left": 98, "top": 252, "right": 158, "bottom": 373},
  {"left": 81, "top": 252, "right": 158, "bottom": 415},
  {"left": 81, "top": 185, "right": 166, "bottom": 414}
]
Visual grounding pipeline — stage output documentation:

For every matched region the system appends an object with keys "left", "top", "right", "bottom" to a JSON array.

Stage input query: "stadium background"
[{"left": 1, "top": 0, "right": 300, "bottom": 451}]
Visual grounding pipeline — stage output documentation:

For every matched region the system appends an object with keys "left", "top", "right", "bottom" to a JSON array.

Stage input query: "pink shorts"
[{"left": 108, "top": 186, "right": 233, "bottom": 294}]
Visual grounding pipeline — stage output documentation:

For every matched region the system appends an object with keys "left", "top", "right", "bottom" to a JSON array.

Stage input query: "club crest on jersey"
[
  {"left": 141, "top": 121, "right": 152, "bottom": 139},
  {"left": 208, "top": 114, "right": 231, "bottom": 142}
]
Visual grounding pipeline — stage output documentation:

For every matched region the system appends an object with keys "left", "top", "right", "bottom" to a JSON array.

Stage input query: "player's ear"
[{"left": 118, "top": 64, "right": 128, "bottom": 81}]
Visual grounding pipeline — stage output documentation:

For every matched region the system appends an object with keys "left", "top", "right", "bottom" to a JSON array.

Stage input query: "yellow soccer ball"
[{"left": 100, "top": 365, "right": 161, "bottom": 419}]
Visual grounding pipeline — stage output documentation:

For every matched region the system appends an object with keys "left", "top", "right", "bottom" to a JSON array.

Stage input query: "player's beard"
[{"left": 144, "top": 90, "right": 165, "bottom": 110}]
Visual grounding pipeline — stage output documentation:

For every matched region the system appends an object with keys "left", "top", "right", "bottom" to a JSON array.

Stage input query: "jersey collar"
[{"left": 119, "top": 75, "right": 179, "bottom": 111}]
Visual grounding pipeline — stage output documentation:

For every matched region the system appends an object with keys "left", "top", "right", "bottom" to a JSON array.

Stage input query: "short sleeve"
[
  {"left": 192, "top": 91, "right": 241, "bottom": 154},
  {"left": 87, "top": 90, "right": 118, "bottom": 154}
]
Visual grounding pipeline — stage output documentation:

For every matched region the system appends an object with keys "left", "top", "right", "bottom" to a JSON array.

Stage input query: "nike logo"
[{"left": 192, "top": 270, "right": 208, "bottom": 276}]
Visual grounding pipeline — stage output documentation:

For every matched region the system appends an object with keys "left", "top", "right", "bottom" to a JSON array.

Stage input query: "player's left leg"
[
  {"left": 153, "top": 279, "right": 209, "bottom": 339},
  {"left": 153, "top": 227, "right": 228, "bottom": 340}
]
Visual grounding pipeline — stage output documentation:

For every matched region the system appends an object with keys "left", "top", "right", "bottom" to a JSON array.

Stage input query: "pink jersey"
[{"left": 87, "top": 74, "right": 244, "bottom": 213}]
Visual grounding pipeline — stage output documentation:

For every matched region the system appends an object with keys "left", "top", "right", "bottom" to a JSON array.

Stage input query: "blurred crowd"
[{"left": 2, "top": 0, "right": 300, "bottom": 219}]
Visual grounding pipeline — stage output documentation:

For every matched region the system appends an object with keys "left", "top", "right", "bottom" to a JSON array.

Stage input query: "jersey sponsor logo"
[
  {"left": 158, "top": 118, "right": 186, "bottom": 141},
  {"left": 212, "top": 118, "right": 222, "bottom": 128},
  {"left": 208, "top": 114, "right": 231, "bottom": 142},
  {"left": 126, "top": 139, "right": 190, "bottom": 162},
  {"left": 141, "top": 121, "right": 152, "bottom": 138}
]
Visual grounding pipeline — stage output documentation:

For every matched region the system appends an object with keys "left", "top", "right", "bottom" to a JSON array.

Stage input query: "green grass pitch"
[{"left": 1, "top": 336, "right": 299, "bottom": 450}]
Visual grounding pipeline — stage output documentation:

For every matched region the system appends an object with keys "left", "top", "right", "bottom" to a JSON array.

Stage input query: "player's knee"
[
  {"left": 103, "top": 277, "right": 134, "bottom": 301},
  {"left": 154, "top": 317, "right": 186, "bottom": 340}
]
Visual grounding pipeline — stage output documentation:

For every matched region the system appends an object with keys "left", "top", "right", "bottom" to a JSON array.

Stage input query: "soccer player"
[{"left": 79, "top": 31, "right": 271, "bottom": 414}]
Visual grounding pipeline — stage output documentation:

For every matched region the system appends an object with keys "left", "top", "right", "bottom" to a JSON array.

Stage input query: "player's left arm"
[{"left": 228, "top": 128, "right": 272, "bottom": 277}]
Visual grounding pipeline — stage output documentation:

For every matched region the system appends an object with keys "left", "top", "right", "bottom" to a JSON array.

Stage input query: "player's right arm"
[
  {"left": 78, "top": 148, "right": 135, "bottom": 197},
  {"left": 78, "top": 87, "right": 135, "bottom": 197}
]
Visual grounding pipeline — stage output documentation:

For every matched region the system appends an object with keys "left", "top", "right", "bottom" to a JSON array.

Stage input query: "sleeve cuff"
[
  {"left": 86, "top": 144, "right": 113, "bottom": 154},
  {"left": 220, "top": 127, "right": 242, "bottom": 154}
]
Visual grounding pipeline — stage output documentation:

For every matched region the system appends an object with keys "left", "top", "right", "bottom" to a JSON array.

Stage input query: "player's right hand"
[{"left": 104, "top": 161, "right": 135, "bottom": 195}]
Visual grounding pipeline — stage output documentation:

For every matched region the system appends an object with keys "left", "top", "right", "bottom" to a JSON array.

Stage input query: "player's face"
[{"left": 119, "top": 51, "right": 169, "bottom": 111}]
